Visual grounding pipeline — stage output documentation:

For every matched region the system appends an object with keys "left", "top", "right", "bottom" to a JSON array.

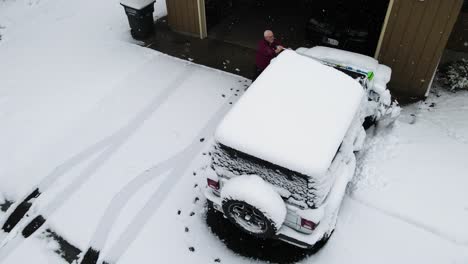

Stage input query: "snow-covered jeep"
[{"left": 204, "top": 47, "right": 399, "bottom": 249}]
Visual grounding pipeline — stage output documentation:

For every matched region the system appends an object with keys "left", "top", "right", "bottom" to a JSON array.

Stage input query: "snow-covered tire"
[
  {"left": 221, "top": 175, "right": 286, "bottom": 239},
  {"left": 222, "top": 199, "right": 277, "bottom": 238}
]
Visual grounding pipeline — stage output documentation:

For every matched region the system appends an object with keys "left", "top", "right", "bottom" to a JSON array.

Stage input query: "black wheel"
[
  {"left": 222, "top": 199, "right": 277, "bottom": 239},
  {"left": 363, "top": 116, "right": 376, "bottom": 130},
  {"left": 206, "top": 200, "right": 214, "bottom": 211}
]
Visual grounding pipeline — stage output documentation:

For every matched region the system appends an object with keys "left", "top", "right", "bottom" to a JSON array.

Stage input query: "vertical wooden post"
[{"left": 375, "top": 0, "right": 394, "bottom": 59}]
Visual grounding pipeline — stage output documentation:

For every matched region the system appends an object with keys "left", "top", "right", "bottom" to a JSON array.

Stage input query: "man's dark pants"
[{"left": 253, "top": 66, "right": 264, "bottom": 81}]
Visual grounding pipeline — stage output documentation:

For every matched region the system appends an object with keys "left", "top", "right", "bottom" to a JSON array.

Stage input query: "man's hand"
[{"left": 275, "top": 45, "right": 285, "bottom": 53}]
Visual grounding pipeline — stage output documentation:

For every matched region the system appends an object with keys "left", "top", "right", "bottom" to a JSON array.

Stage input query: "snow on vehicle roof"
[
  {"left": 120, "top": 0, "right": 155, "bottom": 9},
  {"left": 215, "top": 50, "right": 364, "bottom": 177},
  {"left": 296, "top": 46, "right": 379, "bottom": 73}
]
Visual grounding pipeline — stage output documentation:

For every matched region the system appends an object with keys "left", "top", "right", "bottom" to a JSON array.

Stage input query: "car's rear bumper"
[
  {"left": 204, "top": 151, "right": 355, "bottom": 249},
  {"left": 204, "top": 189, "right": 328, "bottom": 249}
]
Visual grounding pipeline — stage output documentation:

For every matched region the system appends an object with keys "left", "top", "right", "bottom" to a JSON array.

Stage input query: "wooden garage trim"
[
  {"left": 374, "top": 0, "right": 394, "bottom": 58},
  {"left": 379, "top": 0, "right": 402, "bottom": 59},
  {"left": 197, "top": 0, "right": 207, "bottom": 39},
  {"left": 378, "top": 0, "right": 463, "bottom": 98}
]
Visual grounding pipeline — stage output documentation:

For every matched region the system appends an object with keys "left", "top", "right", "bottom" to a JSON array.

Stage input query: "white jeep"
[{"left": 204, "top": 47, "right": 399, "bottom": 249}]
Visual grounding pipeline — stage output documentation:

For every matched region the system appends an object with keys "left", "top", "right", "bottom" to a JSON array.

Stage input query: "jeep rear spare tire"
[{"left": 221, "top": 175, "right": 286, "bottom": 238}]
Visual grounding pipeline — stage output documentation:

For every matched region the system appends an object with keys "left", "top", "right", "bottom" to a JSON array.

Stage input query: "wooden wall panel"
[
  {"left": 413, "top": 0, "right": 461, "bottom": 95},
  {"left": 166, "top": 0, "right": 202, "bottom": 37},
  {"left": 379, "top": 0, "right": 464, "bottom": 98},
  {"left": 398, "top": 0, "right": 441, "bottom": 91}
]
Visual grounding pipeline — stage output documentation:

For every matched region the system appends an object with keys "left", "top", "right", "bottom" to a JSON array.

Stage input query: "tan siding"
[
  {"left": 399, "top": 0, "right": 442, "bottom": 90},
  {"left": 187, "top": 0, "right": 197, "bottom": 33},
  {"left": 380, "top": 0, "right": 406, "bottom": 68},
  {"left": 411, "top": 0, "right": 456, "bottom": 94},
  {"left": 185, "top": 0, "right": 193, "bottom": 32},
  {"left": 379, "top": 0, "right": 401, "bottom": 56},
  {"left": 418, "top": 0, "right": 464, "bottom": 94},
  {"left": 379, "top": 0, "right": 464, "bottom": 98},
  {"left": 181, "top": 0, "right": 189, "bottom": 32},
  {"left": 166, "top": 0, "right": 202, "bottom": 37},
  {"left": 390, "top": 0, "right": 421, "bottom": 76}
]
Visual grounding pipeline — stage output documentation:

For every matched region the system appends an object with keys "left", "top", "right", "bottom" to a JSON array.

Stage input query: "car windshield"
[{"left": 333, "top": 67, "right": 367, "bottom": 80}]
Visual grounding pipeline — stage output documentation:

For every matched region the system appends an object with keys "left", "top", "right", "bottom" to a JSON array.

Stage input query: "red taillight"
[
  {"left": 301, "top": 218, "right": 318, "bottom": 230},
  {"left": 207, "top": 178, "right": 219, "bottom": 190}
]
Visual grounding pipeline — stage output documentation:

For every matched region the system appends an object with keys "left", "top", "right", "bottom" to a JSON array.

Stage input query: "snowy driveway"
[{"left": 1, "top": 0, "right": 468, "bottom": 263}]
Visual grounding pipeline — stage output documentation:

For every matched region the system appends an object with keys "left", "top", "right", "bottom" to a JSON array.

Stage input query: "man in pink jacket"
[{"left": 254, "top": 30, "right": 285, "bottom": 79}]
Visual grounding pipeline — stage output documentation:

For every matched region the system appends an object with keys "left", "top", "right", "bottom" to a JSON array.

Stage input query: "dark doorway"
[{"left": 205, "top": 0, "right": 390, "bottom": 56}]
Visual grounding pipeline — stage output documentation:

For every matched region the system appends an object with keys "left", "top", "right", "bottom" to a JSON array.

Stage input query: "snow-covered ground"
[{"left": 1, "top": 0, "right": 468, "bottom": 263}]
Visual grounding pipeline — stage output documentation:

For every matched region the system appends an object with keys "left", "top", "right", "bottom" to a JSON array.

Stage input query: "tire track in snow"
[
  {"left": 80, "top": 94, "right": 238, "bottom": 264},
  {"left": 347, "top": 194, "right": 468, "bottom": 247},
  {"left": 80, "top": 154, "right": 185, "bottom": 264},
  {"left": 0, "top": 64, "right": 196, "bottom": 260}
]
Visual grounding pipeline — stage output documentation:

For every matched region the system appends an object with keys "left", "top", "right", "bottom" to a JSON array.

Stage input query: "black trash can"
[{"left": 120, "top": 0, "right": 156, "bottom": 40}]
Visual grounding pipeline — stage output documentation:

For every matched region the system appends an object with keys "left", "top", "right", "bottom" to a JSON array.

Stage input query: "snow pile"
[
  {"left": 375, "top": 64, "right": 392, "bottom": 84},
  {"left": 373, "top": 64, "right": 392, "bottom": 95},
  {"left": 120, "top": 0, "right": 155, "bottom": 9},
  {"left": 221, "top": 175, "right": 287, "bottom": 231},
  {"left": 349, "top": 86, "right": 468, "bottom": 246},
  {"left": 215, "top": 50, "right": 364, "bottom": 179},
  {"left": 296, "top": 46, "right": 379, "bottom": 72},
  {"left": 437, "top": 59, "right": 468, "bottom": 90},
  {"left": 350, "top": 125, "right": 399, "bottom": 191}
]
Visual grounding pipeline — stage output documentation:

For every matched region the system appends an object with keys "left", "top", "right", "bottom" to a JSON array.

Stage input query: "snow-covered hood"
[
  {"left": 215, "top": 50, "right": 364, "bottom": 178},
  {"left": 296, "top": 46, "right": 393, "bottom": 96}
]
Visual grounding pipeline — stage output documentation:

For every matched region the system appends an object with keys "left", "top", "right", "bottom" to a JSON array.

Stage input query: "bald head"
[{"left": 264, "top": 30, "right": 274, "bottom": 43}]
